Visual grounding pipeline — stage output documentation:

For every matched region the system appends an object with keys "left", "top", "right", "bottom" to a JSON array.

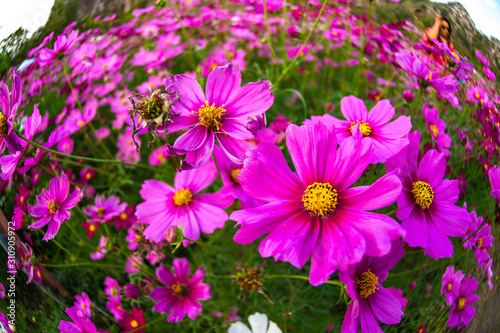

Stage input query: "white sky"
[
  {"left": 431, "top": 0, "right": 500, "bottom": 39},
  {"left": 0, "top": 0, "right": 55, "bottom": 41}
]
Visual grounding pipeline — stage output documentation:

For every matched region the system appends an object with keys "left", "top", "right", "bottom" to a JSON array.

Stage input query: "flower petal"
[
  {"left": 205, "top": 64, "right": 241, "bottom": 107},
  {"left": 224, "top": 80, "right": 274, "bottom": 118}
]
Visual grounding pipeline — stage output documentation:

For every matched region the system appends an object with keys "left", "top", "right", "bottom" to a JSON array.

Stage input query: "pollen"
[
  {"left": 97, "top": 207, "right": 105, "bottom": 218},
  {"left": 47, "top": 200, "right": 60, "bottom": 214},
  {"left": 411, "top": 181, "right": 434, "bottom": 210},
  {"left": 130, "top": 320, "right": 139, "bottom": 328},
  {"left": 172, "top": 283, "right": 189, "bottom": 298},
  {"left": 302, "top": 182, "right": 338, "bottom": 216},
  {"left": 356, "top": 269, "right": 379, "bottom": 298},
  {"left": 194, "top": 101, "right": 226, "bottom": 131},
  {"left": 173, "top": 188, "right": 193, "bottom": 206},
  {"left": 349, "top": 121, "right": 372, "bottom": 137},
  {"left": 457, "top": 297, "right": 466, "bottom": 310},
  {"left": 231, "top": 169, "right": 241, "bottom": 183},
  {"left": 476, "top": 237, "right": 483, "bottom": 248},
  {"left": 429, "top": 124, "right": 439, "bottom": 138},
  {"left": 0, "top": 112, "right": 7, "bottom": 137}
]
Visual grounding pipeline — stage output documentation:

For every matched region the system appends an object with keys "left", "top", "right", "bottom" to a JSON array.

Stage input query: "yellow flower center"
[
  {"left": 120, "top": 212, "right": 128, "bottom": 220},
  {"left": 475, "top": 93, "right": 480, "bottom": 99},
  {"left": 116, "top": 305, "right": 122, "bottom": 310},
  {"left": 86, "top": 172, "right": 92, "bottom": 180},
  {"left": 446, "top": 283, "right": 452, "bottom": 292},
  {"left": 429, "top": 71, "right": 433, "bottom": 81},
  {"left": 411, "top": 181, "right": 434, "bottom": 210},
  {"left": 210, "top": 63, "right": 218, "bottom": 71},
  {"left": 102, "top": 64, "right": 107, "bottom": 69},
  {"left": 333, "top": 32, "right": 338, "bottom": 36},
  {"left": 77, "top": 120, "right": 86, "bottom": 126},
  {"left": 81, "top": 303, "right": 86, "bottom": 309},
  {"left": 302, "top": 182, "right": 338, "bottom": 216},
  {"left": 451, "top": 52, "right": 460, "bottom": 60},
  {"left": 37, "top": 270, "right": 42, "bottom": 278},
  {"left": 356, "top": 269, "right": 379, "bottom": 298},
  {"left": 231, "top": 169, "right": 241, "bottom": 183},
  {"left": 194, "top": 101, "right": 226, "bottom": 131},
  {"left": 173, "top": 188, "right": 193, "bottom": 206},
  {"left": 458, "top": 297, "right": 466, "bottom": 310},
  {"left": 47, "top": 200, "right": 59, "bottom": 214},
  {"left": 130, "top": 319, "right": 139, "bottom": 328},
  {"left": 0, "top": 112, "right": 8, "bottom": 137},
  {"left": 349, "top": 121, "right": 372, "bottom": 137},
  {"left": 97, "top": 207, "right": 105, "bottom": 218},
  {"left": 429, "top": 124, "right": 439, "bottom": 138},
  {"left": 89, "top": 224, "right": 96, "bottom": 232},
  {"left": 172, "top": 283, "right": 189, "bottom": 298},
  {"left": 476, "top": 237, "right": 483, "bottom": 248}
]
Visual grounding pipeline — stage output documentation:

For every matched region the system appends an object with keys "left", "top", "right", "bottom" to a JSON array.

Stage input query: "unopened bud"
[{"left": 166, "top": 225, "right": 182, "bottom": 244}]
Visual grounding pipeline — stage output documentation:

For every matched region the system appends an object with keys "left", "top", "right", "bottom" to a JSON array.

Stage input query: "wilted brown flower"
[{"left": 233, "top": 261, "right": 273, "bottom": 304}]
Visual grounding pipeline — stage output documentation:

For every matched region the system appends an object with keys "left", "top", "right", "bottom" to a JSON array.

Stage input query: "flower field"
[{"left": 0, "top": 0, "right": 499, "bottom": 332}]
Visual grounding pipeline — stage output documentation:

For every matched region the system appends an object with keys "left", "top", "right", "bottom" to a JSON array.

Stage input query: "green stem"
[
  {"left": 17, "top": 134, "right": 158, "bottom": 171},
  {"left": 39, "top": 230, "right": 77, "bottom": 260},
  {"left": 263, "top": 0, "right": 277, "bottom": 73},
  {"left": 264, "top": 274, "right": 344, "bottom": 287},
  {"left": 275, "top": 0, "right": 328, "bottom": 87},
  {"left": 183, "top": 237, "right": 235, "bottom": 262}
]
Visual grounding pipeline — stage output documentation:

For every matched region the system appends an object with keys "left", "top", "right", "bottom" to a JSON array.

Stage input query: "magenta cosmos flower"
[
  {"left": 303, "top": 96, "right": 412, "bottom": 164},
  {"left": 58, "top": 306, "right": 97, "bottom": 333},
  {"left": 340, "top": 240, "right": 406, "bottom": 333},
  {"left": 164, "top": 64, "right": 274, "bottom": 170},
  {"left": 83, "top": 194, "right": 127, "bottom": 223},
  {"left": 422, "top": 103, "right": 451, "bottom": 156},
  {"left": 135, "top": 157, "right": 233, "bottom": 244},
  {"left": 74, "top": 292, "right": 92, "bottom": 318},
  {"left": 0, "top": 75, "right": 23, "bottom": 154},
  {"left": 447, "top": 275, "right": 479, "bottom": 328},
  {"left": 484, "top": 67, "right": 497, "bottom": 82},
  {"left": 151, "top": 258, "right": 211, "bottom": 323},
  {"left": 386, "top": 131, "right": 470, "bottom": 259},
  {"left": 441, "top": 266, "right": 465, "bottom": 305},
  {"left": 488, "top": 164, "right": 500, "bottom": 202},
  {"left": 231, "top": 122, "right": 404, "bottom": 285},
  {"left": 28, "top": 172, "right": 82, "bottom": 241},
  {"left": 472, "top": 223, "right": 493, "bottom": 268}
]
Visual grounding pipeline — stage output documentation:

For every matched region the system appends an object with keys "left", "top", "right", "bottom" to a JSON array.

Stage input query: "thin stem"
[
  {"left": 263, "top": 0, "right": 277, "bottom": 70},
  {"left": 264, "top": 274, "right": 344, "bottom": 287},
  {"left": 183, "top": 237, "right": 235, "bottom": 262},
  {"left": 17, "top": 133, "right": 158, "bottom": 171},
  {"left": 275, "top": 0, "right": 328, "bottom": 87},
  {"left": 39, "top": 230, "right": 77, "bottom": 259}
]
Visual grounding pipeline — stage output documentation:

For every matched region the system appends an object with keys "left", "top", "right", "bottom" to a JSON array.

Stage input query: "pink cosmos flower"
[
  {"left": 386, "top": 131, "right": 470, "bottom": 259},
  {"left": 488, "top": 165, "right": 500, "bottom": 202},
  {"left": 462, "top": 204, "right": 482, "bottom": 250},
  {"left": 486, "top": 259, "right": 494, "bottom": 290},
  {"left": 74, "top": 292, "right": 92, "bottom": 318},
  {"left": 38, "top": 30, "right": 79, "bottom": 67},
  {"left": 0, "top": 75, "right": 23, "bottom": 154},
  {"left": 340, "top": 240, "right": 406, "bottom": 332},
  {"left": 231, "top": 122, "right": 404, "bottom": 285},
  {"left": 104, "top": 277, "right": 121, "bottom": 301},
  {"left": 90, "top": 236, "right": 109, "bottom": 260},
  {"left": 125, "top": 255, "right": 143, "bottom": 275},
  {"left": 1, "top": 105, "right": 42, "bottom": 180},
  {"left": 58, "top": 306, "right": 97, "bottom": 333},
  {"left": 28, "top": 172, "right": 82, "bottom": 241},
  {"left": 151, "top": 258, "right": 211, "bottom": 323},
  {"left": 484, "top": 67, "right": 497, "bottom": 81},
  {"left": 472, "top": 224, "right": 493, "bottom": 268},
  {"left": 447, "top": 276, "right": 479, "bottom": 328},
  {"left": 422, "top": 103, "right": 451, "bottom": 157},
  {"left": 214, "top": 145, "right": 265, "bottom": 209},
  {"left": 83, "top": 195, "right": 127, "bottom": 223},
  {"left": 164, "top": 64, "right": 274, "bottom": 170},
  {"left": 303, "top": 96, "right": 412, "bottom": 164},
  {"left": 106, "top": 298, "right": 126, "bottom": 321},
  {"left": 440, "top": 266, "right": 465, "bottom": 305},
  {"left": 466, "top": 86, "right": 488, "bottom": 105},
  {"left": 118, "top": 307, "right": 146, "bottom": 333},
  {"left": 135, "top": 157, "right": 233, "bottom": 244},
  {"left": 476, "top": 49, "right": 490, "bottom": 66}
]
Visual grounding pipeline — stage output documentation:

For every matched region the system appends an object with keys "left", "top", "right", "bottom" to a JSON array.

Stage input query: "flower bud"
[{"left": 125, "top": 283, "right": 141, "bottom": 299}]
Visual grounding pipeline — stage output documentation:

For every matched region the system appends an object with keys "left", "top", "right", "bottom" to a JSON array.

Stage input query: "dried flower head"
[
  {"left": 129, "top": 87, "right": 178, "bottom": 150},
  {"left": 233, "top": 262, "right": 273, "bottom": 304}
]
